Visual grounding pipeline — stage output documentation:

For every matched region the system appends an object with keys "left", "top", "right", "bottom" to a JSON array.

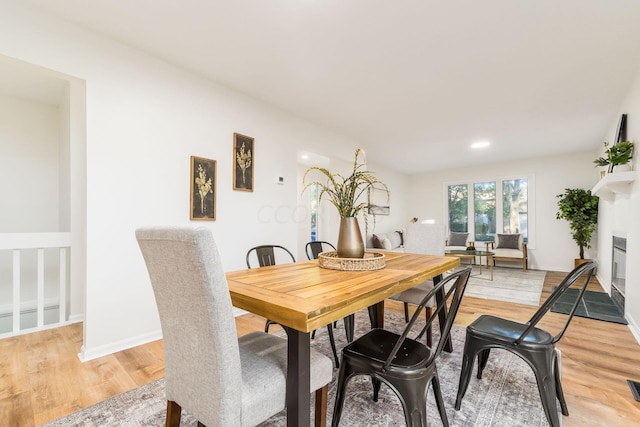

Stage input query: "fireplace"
[{"left": 611, "top": 236, "right": 626, "bottom": 311}]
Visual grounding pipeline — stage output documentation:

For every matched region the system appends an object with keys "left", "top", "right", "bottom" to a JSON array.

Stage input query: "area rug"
[
  {"left": 461, "top": 267, "right": 545, "bottom": 306},
  {"left": 44, "top": 309, "right": 558, "bottom": 427},
  {"left": 551, "top": 288, "right": 627, "bottom": 324}
]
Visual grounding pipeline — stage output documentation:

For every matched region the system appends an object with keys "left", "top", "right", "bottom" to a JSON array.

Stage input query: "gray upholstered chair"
[
  {"left": 389, "top": 223, "right": 446, "bottom": 346},
  {"left": 136, "top": 226, "right": 333, "bottom": 427},
  {"left": 485, "top": 233, "right": 528, "bottom": 271}
]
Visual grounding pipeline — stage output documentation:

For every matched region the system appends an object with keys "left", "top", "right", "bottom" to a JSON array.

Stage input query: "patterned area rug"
[
  {"left": 462, "top": 267, "right": 546, "bottom": 306},
  {"left": 44, "top": 309, "right": 557, "bottom": 426}
]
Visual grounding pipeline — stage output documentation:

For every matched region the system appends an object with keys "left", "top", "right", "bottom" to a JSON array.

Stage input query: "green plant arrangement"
[
  {"left": 302, "top": 148, "right": 389, "bottom": 219},
  {"left": 593, "top": 141, "right": 634, "bottom": 172},
  {"left": 556, "top": 188, "right": 599, "bottom": 260},
  {"left": 302, "top": 148, "right": 389, "bottom": 258}
]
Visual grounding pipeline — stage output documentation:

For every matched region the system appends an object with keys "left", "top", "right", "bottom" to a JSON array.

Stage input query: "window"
[
  {"left": 447, "top": 184, "right": 468, "bottom": 232},
  {"left": 309, "top": 184, "right": 319, "bottom": 241},
  {"left": 502, "top": 179, "right": 528, "bottom": 237},
  {"left": 447, "top": 177, "right": 530, "bottom": 244},
  {"left": 473, "top": 182, "right": 496, "bottom": 241}
]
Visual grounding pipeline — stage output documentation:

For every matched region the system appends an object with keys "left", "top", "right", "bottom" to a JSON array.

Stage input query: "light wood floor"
[{"left": 2, "top": 271, "right": 639, "bottom": 426}]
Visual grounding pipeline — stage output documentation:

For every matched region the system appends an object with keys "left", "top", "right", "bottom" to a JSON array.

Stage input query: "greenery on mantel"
[
  {"left": 593, "top": 141, "right": 634, "bottom": 172},
  {"left": 556, "top": 188, "right": 599, "bottom": 259},
  {"left": 302, "top": 148, "right": 389, "bottom": 221}
]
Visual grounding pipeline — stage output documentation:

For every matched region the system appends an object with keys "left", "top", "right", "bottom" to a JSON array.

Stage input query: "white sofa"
[{"left": 367, "top": 230, "right": 405, "bottom": 252}]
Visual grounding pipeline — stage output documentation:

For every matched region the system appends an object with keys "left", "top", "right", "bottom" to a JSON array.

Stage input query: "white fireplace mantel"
[{"left": 592, "top": 171, "right": 637, "bottom": 202}]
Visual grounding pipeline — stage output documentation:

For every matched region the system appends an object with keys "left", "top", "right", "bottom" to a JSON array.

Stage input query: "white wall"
[
  {"left": 0, "top": 94, "right": 60, "bottom": 232},
  {"left": 596, "top": 71, "right": 640, "bottom": 342},
  {"left": 0, "top": 93, "right": 63, "bottom": 312},
  {"left": 406, "top": 150, "right": 599, "bottom": 272},
  {"left": 0, "top": 3, "right": 411, "bottom": 359}
]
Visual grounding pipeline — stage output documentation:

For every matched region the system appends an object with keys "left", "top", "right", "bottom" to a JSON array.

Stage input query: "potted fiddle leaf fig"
[
  {"left": 303, "top": 148, "right": 389, "bottom": 258},
  {"left": 556, "top": 188, "right": 599, "bottom": 265},
  {"left": 593, "top": 141, "right": 634, "bottom": 173}
]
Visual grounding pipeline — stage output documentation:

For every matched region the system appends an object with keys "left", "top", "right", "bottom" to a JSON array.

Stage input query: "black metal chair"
[
  {"left": 305, "top": 241, "right": 355, "bottom": 368},
  {"left": 454, "top": 261, "right": 598, "bottom": 427},
  {"left": 332, "top": 267, "right": 472, "bottom": 427},
  {"left": 246, "top": 244, "right": 342, "bottom": 368},
  {"left": 305, "top": 240, "right": 336, "bottom": 260}
]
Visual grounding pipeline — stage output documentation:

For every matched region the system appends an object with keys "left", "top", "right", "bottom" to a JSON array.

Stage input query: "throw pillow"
[
  {"left": 388, "top": 231, "right": 402, "bottom": 249},
  {"left": 381, "top": 237, "right": 393, "bottom": 250},
  {"left": 372, "top": 234, "right": 385, "bottom": 249},
  {"left": 496, "top": 233, "right": 521, "bottom": 249},
  {"left": 448, "top": 232, "right": 468, "bottom": 247}
]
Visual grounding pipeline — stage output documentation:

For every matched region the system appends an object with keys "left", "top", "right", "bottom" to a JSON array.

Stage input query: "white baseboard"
[
  {"left": 626, "top": 313, "right": 640, "bottom": 345},
  {"left": 77, "top": 328, "right": 162, "bottom": 362},
  {"left": 68, "top": 313, "right": 84, "bottom": 323}
]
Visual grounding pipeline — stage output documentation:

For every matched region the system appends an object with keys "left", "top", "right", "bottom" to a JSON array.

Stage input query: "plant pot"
[
  {"left": 613, "top": 163, "right": 632, "bottom": 173},
  {"left": 574, "top": 258, "right": 591, "bottom": 268},
  {"left": 337, "top": 217, "right": 365, "bottom": 258}
]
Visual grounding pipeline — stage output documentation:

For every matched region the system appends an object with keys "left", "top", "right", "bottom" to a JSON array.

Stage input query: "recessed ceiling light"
[
  {"left": 301, "top": 154, "right": 309, "bottom": 160},
  {"left": 471, "top": 140, "right": 491, "bottom": 149}
]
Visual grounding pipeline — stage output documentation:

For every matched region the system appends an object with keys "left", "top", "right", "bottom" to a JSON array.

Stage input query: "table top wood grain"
[{"left": 227, "top": 251, "right": 460, "bottom": 332}]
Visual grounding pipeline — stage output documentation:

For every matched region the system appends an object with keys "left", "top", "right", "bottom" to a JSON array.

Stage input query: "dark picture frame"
[
  {"left": 190, "top": 156, "right": 216, "bottom": 221},
  {"left": 233, "top": 133, "right": 254, "bottom": 191},
  {"left": 616, "top": 113, "right": 627, "bottom": 143}
]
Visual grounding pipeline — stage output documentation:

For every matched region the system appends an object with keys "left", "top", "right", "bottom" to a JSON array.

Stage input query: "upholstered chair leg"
[
  {"left": 315, "top": 385, "right": 328, "bottom": 427},
  {"left": 166, "top": 400, "right": 182, "bottom": 427}
]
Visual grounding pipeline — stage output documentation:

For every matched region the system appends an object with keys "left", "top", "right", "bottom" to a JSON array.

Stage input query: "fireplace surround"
[{"left": 611, "top": 236, "right": 626, "bottom": 311}]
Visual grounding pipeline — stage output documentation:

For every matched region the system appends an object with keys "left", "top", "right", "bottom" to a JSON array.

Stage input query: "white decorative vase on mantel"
[{"left": 613, "top": 163, "right": 632, "bottom": 173}]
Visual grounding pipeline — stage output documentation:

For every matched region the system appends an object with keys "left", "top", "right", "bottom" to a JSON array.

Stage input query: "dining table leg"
[{"left": 284, "top": 327, "right": 311, "bottom": 427}]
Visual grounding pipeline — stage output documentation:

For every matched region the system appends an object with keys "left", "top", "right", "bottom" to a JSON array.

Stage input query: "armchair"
[{"left": 485, "top": 233, "right": 528, "bottom": 271}]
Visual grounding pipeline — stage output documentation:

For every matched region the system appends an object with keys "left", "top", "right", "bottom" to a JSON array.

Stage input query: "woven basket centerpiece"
[{"left": 318, "top": 251, "right": 386, "bottom": 271}]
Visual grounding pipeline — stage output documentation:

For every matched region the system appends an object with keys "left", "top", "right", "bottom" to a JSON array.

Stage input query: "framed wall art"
[
  {"left": 190, "top": 156, "right": 216, "bottom": 221},
  {"left": 368, "top": 187, "right": 390, "bottom": 215},
  {"left": 233, "top": 133, "right": 254, "bottom": 191}
]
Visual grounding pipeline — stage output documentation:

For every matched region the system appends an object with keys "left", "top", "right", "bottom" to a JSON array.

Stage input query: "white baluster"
[
  {"left": 37, "top": 248, "right": 45, "bottom": 327},
  {"left": 12, "top": 250, "right": 20, "bottom": 333}
]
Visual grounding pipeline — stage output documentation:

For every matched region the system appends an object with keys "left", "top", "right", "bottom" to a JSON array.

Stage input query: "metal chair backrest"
[
  {"left": 305, "top": 241, "right": 336, "bottom": 260},
  {"left": 382, "top": 267, "right": 472, "bottom": 371},
  {"left": 246, "top": 244, "right": 295, "bottom": 268},
  {"left": 518, "top": 260, "right": 597, "bottom": 345}
]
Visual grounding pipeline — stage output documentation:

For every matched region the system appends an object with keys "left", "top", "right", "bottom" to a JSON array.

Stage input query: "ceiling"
[{"left": 21, "top": 0, "right": 640, "bottom": 173}]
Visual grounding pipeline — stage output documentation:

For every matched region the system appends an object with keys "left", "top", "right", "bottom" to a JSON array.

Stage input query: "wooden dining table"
[{"left": 226, "top": 251, "right": 460, "bottom": 427}]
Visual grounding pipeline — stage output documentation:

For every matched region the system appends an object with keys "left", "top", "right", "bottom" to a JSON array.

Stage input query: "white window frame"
[{"left": 443, "top": 174, "right": 535, "bottom": 250}]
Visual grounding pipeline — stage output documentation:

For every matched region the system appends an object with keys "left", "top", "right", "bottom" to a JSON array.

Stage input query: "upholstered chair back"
[
  {"left": 136, "top": 226, "right": 242, "bottom": 425},
  {"left": 404, "top": 223, "right": 446, "bottom": 256}
]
